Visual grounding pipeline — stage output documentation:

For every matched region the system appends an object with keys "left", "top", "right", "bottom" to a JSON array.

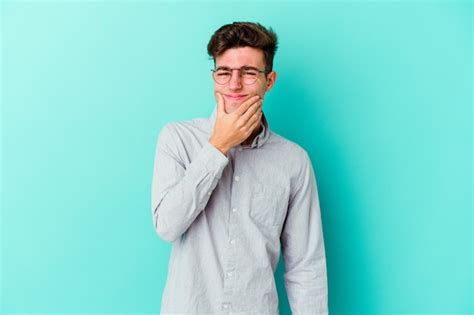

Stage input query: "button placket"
[
  {"left": 224, "top": 202, "right": 238, "bottom": 295},
  {"left": 224, "top": 166, "right": 241, "bottom": 301}
]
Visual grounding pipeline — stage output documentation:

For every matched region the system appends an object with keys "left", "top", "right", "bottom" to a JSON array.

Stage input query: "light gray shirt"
[{"left": 151, "top": 106, "right": 328, "bottom": 314}]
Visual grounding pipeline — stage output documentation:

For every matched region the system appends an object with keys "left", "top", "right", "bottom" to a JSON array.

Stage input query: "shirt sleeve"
[
  {"left": 151, "top": 123, "right": 229, "bottom": 243},
  {"left": 280, "top": 151, "right": 328, "bottom": 314}
]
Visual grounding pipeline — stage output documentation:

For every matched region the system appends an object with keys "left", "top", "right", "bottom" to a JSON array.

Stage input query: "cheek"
[
  {"left": 257, "top": 81, "right": 268, "bottom": 94},
  {"left": 257, "top": 87, "right": 267, "bottom": 99},
  {"left": 213, "top": 86, "right": 224, "bottom": 98}
]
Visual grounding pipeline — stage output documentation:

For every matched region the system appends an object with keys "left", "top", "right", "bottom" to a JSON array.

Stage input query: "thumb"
[{"left": 215, "top": 92, "right": 226, "bottom": 115}]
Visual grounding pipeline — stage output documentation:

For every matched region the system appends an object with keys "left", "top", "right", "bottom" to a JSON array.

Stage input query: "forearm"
[
  {"left": 284, "top": 255, "right": 328, "bottom": 314},
  {"left": 282, "top": 150, "right": 328, "bottom": 314},
  {"left": 152, "top": 140, "right": 228, "bottom": 242}
]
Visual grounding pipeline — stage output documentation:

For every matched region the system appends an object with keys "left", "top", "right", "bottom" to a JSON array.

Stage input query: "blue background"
[{"left": 1, "top": 1, "right": 472, "bottom": 314}]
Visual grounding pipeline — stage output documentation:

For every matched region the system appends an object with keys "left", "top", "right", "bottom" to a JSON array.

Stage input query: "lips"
[{"left": 225, "top": 94, "right": 247, "bottom": 101}]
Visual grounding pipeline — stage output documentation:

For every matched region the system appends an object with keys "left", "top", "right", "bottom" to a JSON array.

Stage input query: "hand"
[{"left": 208, "top": 92, "right": 263, "bottom": 155}]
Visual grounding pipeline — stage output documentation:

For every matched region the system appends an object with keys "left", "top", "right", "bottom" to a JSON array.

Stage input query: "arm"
[
  {"left": 280, "top": 151, "right": 328, "bottom": 314},
  {"left": 151, "top": 123, "right": 229, "bottom": 242}
]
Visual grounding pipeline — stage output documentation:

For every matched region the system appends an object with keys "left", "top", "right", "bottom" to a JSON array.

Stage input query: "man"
[{"left": 151, "top": 22, "right": 328, "bottom": 314}]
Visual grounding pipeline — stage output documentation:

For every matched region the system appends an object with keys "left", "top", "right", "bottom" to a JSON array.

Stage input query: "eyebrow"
[{"left": 215, "top": 65, "right": 260, "bottom": 71}]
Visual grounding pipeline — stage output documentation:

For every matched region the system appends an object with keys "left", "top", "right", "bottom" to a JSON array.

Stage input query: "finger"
[
  {"left": 234, "top": 94, "right": 261, "bottom": 116},
  {"left": 244, "top": 111, "right": 262, "bottom": 136},
  {"left": 248, "top": 109, "right": 263, "bottom": 129},
  {"left": 239, "top": 100, "right": 262, "bottom": 123},
  {"left": 240, "top": 107, "right": 261, "bottom": 133},
  {"left": 215, "top": 92, "right": 225, "bottom": 115}
]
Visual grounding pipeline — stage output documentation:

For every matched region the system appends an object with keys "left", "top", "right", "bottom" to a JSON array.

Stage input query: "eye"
[
  {"left": 242, "top": 68, "right": 258, "bottom": 75},
  {"left": 243, "top": 70, "right": 258, "bottom": 76},
  {"left": 216, "top": 71, "right": 231, "bottom": 76}
]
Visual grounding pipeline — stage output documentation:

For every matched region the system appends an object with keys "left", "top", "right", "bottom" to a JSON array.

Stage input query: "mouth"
[{"left": 225, "top": 94, "right": 248, "bottom": 101}]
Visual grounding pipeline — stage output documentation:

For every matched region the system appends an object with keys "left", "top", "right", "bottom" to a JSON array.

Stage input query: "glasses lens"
[
  {"left": 213, "top": 70, "right": 231, "bottom": 84},
  {"left": 242, "top": 69, "right": 258, "bottom": 85}
]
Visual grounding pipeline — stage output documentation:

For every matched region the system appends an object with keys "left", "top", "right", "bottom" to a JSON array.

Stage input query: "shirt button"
[
  {"left": 227, "top": 271, "right": 232, "bottom": 277},
  {"left": 234, "top": 175, "right": 240, "bottom": 181},
  {"left": 232, "top": 208, "right": 237, "bottom": 212},
  {"left": 222, "top": 303, "right": 230, "bottom": 309},
  {"left": 207, "top": 191, "right": 212, "bottom": 196},
  {"left": 238, "top": 147, "right": 243, "bottom": 151},
  {"left": 230, "top": 239, "right": 235, "bottom": 245}
]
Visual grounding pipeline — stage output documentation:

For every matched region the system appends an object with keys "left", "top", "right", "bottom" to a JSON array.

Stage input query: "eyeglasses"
[{"left": 211, "top": 66, "right": 268, "bottom": 85}]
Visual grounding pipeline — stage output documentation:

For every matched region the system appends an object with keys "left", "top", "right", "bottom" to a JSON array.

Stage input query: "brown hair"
[{"left": 207, "top": 22, "right": 278, "bottom": 73}]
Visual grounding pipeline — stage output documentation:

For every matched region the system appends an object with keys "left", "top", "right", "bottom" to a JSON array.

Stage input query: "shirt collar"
[{"left": 207, "top": 106, "right": 271, "bottom": 149}]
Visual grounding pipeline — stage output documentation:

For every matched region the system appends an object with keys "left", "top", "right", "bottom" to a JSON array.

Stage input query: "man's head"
[{"left": 207, "top": 22, "right": 278, "bottom": 113}]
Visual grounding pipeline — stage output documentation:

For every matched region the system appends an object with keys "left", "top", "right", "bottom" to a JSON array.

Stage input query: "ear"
[{"left": 265, "top": 71, "right": 277, "bottom": 92}]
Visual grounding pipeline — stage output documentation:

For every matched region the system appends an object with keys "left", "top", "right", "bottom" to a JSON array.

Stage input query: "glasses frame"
[{"left": 211, "top": 66, "right": 270, "bottom": 85}]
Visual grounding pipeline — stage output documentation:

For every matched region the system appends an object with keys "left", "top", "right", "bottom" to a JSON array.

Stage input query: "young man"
[{"left": 151, "top": 22, "right": 328, "bottom": 314}]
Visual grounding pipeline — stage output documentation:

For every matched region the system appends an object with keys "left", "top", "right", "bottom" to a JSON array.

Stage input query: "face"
[{"left": 213, "top": 46, "right": 277, "bottom": 114}]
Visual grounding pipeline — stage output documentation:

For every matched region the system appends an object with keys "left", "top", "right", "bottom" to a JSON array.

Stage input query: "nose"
[{"left": 228, "top": 69, "right": 243, "bottom": 90}]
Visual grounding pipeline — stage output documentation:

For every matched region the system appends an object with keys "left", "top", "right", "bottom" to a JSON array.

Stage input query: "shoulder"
[
  {"left": 266, "top": 131, "right": 315, "bottom": 187},
  {"left": 267, "top": 130, "right": 310, "bottom": 163},
  {"left": 160, "top": 116, "right": 206, "bottom": 132},
  {"left": 157, "top": 115, "right": 209, "bottom": 142}
]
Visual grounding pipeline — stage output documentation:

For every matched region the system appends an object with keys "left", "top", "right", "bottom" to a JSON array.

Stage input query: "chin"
[
  {"left": 225, "top": 103, "right": 241, "bottom": 113},
  {"left": 225, "top": 106, "right": 238, "bottom": 114}
]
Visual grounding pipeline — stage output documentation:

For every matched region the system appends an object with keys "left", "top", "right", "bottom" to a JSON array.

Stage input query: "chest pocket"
[{"left": 249, "top": 182, "right": 288, "bottom": 227}]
